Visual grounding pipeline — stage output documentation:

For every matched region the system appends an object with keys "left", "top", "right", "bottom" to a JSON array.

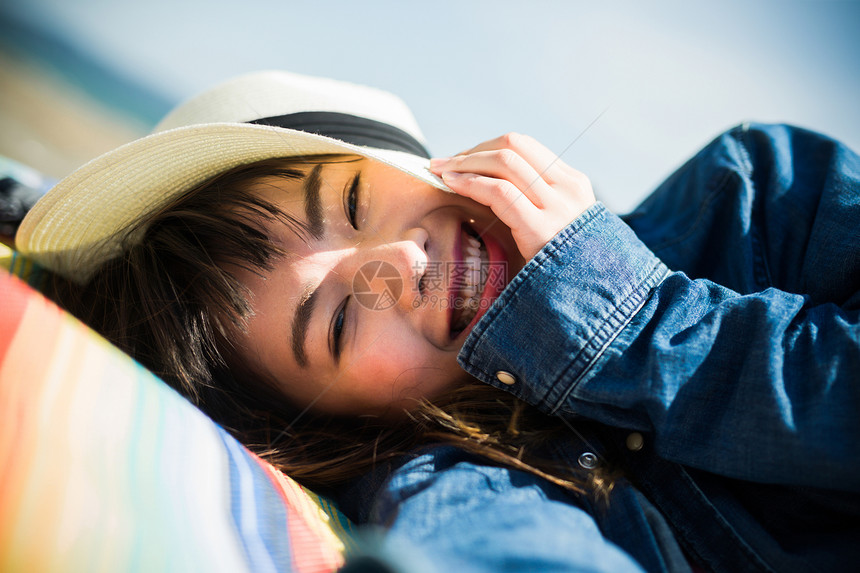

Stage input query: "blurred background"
[{"left": 1, "top": 0, "right": 858, "bottom": 213}]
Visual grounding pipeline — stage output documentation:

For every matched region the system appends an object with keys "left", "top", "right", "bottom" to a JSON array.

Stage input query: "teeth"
[
  {"left": 459, "top": 255, "right": 481, "bottom": 290},
  {"left": 471, "top": 267, "right": 482, "bottom": 285},
  {"left": 451, "top": 231, "right": 489, "bottom": 334}
]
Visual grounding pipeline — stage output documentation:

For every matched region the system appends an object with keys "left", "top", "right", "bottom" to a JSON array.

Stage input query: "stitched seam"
[
  {"left": 647, "top": 126, "right": 751, "bottom": 255},
  {"left": 736, "top": 125, "right": 775, "bottom": 289},
  {"left": 549, "top": 260, "right": 669, "bottom": 415},
  {"left": 671, "top": 467, "right": 775, "bottom": 573}
]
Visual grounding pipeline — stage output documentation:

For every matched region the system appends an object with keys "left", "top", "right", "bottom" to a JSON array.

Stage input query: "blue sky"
[{"left": 4, "top": 0, "right": 859, "bottom": 212}]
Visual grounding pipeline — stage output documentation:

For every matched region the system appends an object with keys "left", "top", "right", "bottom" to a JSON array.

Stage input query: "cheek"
[
  {"left": 344, "top": 342, "right": 466, "bottom": 408},
  {"left": 346, "top": 344, "right": 431, "bottom": 389}
]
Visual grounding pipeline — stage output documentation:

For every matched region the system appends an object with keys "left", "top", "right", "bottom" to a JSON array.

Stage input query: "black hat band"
[{"left": 250, "top": 111, "right": 430, "bottom": 158}]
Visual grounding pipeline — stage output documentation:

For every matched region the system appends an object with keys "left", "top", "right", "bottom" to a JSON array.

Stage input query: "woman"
[{"left": 17, "top": 71, "right": 860, "bottom": 571}]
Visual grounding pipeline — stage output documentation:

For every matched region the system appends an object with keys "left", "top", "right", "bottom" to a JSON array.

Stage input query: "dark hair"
[{"left": 48, "top": 156, "right": 615, "bottom": 498}]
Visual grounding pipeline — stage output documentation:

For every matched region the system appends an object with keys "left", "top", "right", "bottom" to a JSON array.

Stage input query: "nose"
[{"left": 345, "top": 227, "right": 429, "bottom": 313}]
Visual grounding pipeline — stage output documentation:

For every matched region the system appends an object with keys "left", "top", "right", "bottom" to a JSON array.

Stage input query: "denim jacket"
[{"left": 341, "top": 124, "right": 860, "bottom": 573}]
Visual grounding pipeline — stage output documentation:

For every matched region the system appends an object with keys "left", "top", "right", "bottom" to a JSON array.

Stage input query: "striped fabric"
[
  {"left": 0, "top": 245, "right": 349, "bottom": 572},
  {"left": 0, "top": 245, "right": 45, "bottom": 290}
]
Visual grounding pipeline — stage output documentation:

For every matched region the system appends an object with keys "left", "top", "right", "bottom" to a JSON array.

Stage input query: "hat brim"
[{"left": 17, "top": 122, "right": 450, "bottom": 284}]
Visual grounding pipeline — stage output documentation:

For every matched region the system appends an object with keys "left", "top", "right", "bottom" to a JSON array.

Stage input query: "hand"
[{"left": 429, "top": 133, "right": 596, "bottom": 261}]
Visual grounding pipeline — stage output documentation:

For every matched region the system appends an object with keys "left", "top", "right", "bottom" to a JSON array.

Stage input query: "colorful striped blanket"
[{"left": 1, "top": 244, "right": 355, "bottom": 572}]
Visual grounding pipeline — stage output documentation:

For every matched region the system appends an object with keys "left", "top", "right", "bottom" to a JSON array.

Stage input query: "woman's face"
[{"left": 229, "top": 157, "right": 524, "bottom": 417}]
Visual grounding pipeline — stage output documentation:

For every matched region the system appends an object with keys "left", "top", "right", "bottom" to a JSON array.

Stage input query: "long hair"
[{"left": 48, "top": 156, "right": 615, "bottom": 500}]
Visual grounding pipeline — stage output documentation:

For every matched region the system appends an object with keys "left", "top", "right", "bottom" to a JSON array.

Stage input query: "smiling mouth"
[{"left": 449, "top": 224, "right": 488, "bottom": 338}]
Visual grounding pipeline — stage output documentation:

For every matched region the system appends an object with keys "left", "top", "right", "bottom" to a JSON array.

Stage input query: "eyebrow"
[
  {"left": 304, "top": 164, "right": 324, "bottom": 240},
  {"left": 290, "top": 163, "right": 326, "bottom": 367},
  {"left": 291, "top": 283, "right": 318, "bottom": 368}
]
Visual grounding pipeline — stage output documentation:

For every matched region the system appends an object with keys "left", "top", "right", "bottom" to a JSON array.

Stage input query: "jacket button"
[
  {"left": 495, "top": 371, "right": 516, "bottom": 385},
  {"left": 626, "top": 432, "right": 644, "bottom": 451},
  {"left": 578, "top": 452, "right": 599, "bottom": 469}
]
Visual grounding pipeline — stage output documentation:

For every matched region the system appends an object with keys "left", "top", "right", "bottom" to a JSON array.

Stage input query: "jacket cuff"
[{"left": 457, "top": 202, "right": 668, "bottom": 412}]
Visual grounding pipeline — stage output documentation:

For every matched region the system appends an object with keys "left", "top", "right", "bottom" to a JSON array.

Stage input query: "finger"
[
  {"left": 455, "top": 133, "right": 571, "bottom": 186},
  {"left": 434, "top": 150, "right": 551, "bottom": 208},
  {"left": 440, "top": 171, "right": 540, "bottom": 235}
]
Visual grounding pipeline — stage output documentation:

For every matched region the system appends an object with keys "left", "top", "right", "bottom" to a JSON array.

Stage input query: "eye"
[
  {"left": 345, "top": 173, "right": 360, "bottom": 229},
  {"left": 331, "top": 296, "right": 350, "bottom": 360}
]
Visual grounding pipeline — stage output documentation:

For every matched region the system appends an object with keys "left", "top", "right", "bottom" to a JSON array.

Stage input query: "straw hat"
[{"left": 16, "top": 70, "right": 448, "bottom": 284}]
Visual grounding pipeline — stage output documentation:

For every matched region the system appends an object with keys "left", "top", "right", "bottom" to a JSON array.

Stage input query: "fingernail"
[
  {"left": 430, "top": 157, "right": 451, "bottom": 169},
  {"left": 441, "top": 171, "right": 461, "bottom": 181}
]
